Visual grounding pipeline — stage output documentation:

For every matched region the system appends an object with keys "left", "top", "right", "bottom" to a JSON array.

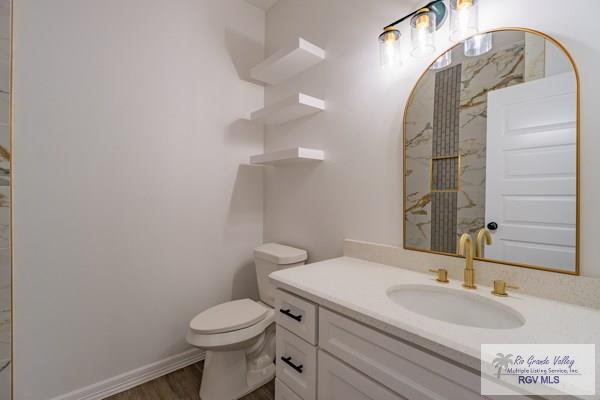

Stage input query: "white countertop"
[{"left": 270, "top": 256, "right": 600, "bottom": 398}]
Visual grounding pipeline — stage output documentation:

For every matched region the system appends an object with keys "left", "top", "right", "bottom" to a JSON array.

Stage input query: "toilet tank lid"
[{"left": 254, "top": 243, "right": 307, "bottom": 265}]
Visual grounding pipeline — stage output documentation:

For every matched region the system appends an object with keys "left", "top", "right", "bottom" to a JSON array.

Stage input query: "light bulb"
[
  {"left": 431, "top": 51, "right": 452, "bottom": 70},
  {"left": 379, "top": 27, "right": 402, "bottom": 68},
  {"left": 449, "top": 0, "right": 479, "bottom": 42},
  {"left": 464, "top": 32, "right": 492, "bottom": 57},
  {"left": 411, "top": 9, "right": 436, "bottom": 58}
]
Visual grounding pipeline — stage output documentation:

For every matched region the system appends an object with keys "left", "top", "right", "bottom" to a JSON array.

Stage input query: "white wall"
[
  {"left": 12, "top": 1, "right": 265, "bottom": 399},
  {"left": 263, "top": 0, "right": 600, "bottom": 278}
]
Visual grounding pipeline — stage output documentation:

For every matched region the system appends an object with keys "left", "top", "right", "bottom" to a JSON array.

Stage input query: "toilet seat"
[
  {"left": 186, "top": 299, "right": 274, "bottom": 351},
  {"left": 190, "top": 299, "right": 269, "bottom": 334}
]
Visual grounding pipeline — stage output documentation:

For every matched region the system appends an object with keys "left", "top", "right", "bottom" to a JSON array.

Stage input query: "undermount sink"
[{"left": 387, "top": 284, "right": 526, "bottom": 330}]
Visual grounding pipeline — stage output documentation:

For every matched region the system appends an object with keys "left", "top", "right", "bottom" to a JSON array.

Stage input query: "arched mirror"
[{"left": 403, "top": 28, "right": 579, "bottom": 274}]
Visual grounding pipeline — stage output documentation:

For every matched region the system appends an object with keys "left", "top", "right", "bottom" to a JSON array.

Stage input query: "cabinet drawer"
[
  {"left": 275, "top": 378, "right": 303, "bottom": 400},
  {"left": 276, "top": 326, "right": 317, "bottom": 400},
  {"left": 319, "top": 350, "right": 406, "bottom": 400},
  {"left": 275, "top": 289, "right": 318, "bottom": 345},
  {"left": 319, "top": 308, "right": 485, "bottom": 400}
]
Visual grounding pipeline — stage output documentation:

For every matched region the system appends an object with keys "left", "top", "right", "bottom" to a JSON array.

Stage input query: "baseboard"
[{"left": 51, "top": 348, "right": 205, "bottom": 400}]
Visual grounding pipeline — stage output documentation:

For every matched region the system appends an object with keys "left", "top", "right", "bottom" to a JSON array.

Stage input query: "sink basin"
[{"left": 387, "top": 284, "right": 525, "bottom": 330}]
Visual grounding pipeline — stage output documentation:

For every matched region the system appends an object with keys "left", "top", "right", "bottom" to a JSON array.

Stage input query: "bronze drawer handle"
[{"left": 279, "top": 308, "right": 302, "bottom": 322}]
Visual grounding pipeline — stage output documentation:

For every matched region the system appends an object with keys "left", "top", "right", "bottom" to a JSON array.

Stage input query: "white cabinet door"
[
  {"left": 275, "top": 379, "right": 303, "bottom": 400},
  {"left": 276, "top": 326, "right": 317, "bottom": 400},
  {"left": 319, "top": 308, "right": 484, "bottom": 400},
  {"left": 485, "top": 72, "right": 577, "bottom": 271},
  {"left": 318, "top": 351, "right": 407, "bottom": 400}
]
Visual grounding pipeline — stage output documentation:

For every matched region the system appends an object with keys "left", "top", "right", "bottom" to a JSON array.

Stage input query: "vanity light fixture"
[
  {"left": 379, "top": 0, "right": 484, "bottom": 68},
  {"left": 378, "top": 26, "right": 402, "bottom": 68},
  {"left": 410, "top": 8, "right": 437, "bottom": 57},
  {"left": 449, "top": 0, "right": 480, "bottom": 42},
  {"left": 464, "top": 32, "right": 492, "bottom": 56},
  {"left": 379, "top": 0, "right": 447, "bottom": 68},
  {"left": 430, "top": 51, "right": 452, "bottom": 70}
]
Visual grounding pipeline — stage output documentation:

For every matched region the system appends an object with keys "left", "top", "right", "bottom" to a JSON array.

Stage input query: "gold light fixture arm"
[{"left": 383, "top": 0, "right": 446, "bottom": 31}]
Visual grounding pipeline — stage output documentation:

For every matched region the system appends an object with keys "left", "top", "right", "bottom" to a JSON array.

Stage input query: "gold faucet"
[
  {"left": 429, "top": 268, "right": 449, "bottom": 283},
  {"left": 459, "top": 233, "right": 476, "bottom": 289},
  {"left": 491, "top": 280, "right": 519, "bottom": 297},
  {"left": 475, "top": 228, "right": 492, "bottom": 258}
]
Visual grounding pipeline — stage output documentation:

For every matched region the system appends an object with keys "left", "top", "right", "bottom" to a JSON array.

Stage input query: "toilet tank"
[{"left": 254, "top": 243, "right": 307, "bottom": 307}]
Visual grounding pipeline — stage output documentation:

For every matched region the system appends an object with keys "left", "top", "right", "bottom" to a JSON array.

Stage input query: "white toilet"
[{"left": 186, "top": 243, "right": 307, "bottom": 400}]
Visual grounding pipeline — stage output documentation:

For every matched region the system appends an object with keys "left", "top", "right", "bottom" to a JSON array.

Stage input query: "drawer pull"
[
  {"left": 279, "top": 308, "right": 303, "bottom": 322},
  {"left": 281, "top": 356, "right": 304, "bottom": 374}
]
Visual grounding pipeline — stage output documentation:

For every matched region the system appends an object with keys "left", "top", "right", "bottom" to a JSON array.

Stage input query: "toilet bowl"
[
  {"left": 186, "top": 243, "right": 307, "bottom": 400},
  {"left": 186, "top": 300, "right": 277, "bottom": 400}
]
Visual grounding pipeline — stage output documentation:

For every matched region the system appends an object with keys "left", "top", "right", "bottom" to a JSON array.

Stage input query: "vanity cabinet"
[
  {"left": 318, "top": 351, "right": 406, "bottom": 400},
  {"left": 276, "top": 379, "right": 303, "bottom": 400},
  {"left": 276, "top": 327, "right": 317, "bottom": 400},
  {"left": 274, "top": 289, "right": 502, "bottom": 400},
  {"left": 319, "top": 308, "right": 485, "bottom": 400},
  {"left": 275, "top": 289, "right": 320, "bottom": 400}
]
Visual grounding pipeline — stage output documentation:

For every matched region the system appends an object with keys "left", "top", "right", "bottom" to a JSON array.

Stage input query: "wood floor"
[{"left": 105, "top": 361, "right": 274, "bottom": 400}]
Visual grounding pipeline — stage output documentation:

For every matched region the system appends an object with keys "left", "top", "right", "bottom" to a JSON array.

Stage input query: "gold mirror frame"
[{"left": 402, "top": 27, "right": 580, "bottom": 275}]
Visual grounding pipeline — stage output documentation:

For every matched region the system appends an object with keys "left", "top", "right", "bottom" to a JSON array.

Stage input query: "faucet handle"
[
  {"left": 491, "top": 280, "right": 519, "bottom": 297},
  {"left": 429, "top": 268, "right": 449, "bottom": 283}
]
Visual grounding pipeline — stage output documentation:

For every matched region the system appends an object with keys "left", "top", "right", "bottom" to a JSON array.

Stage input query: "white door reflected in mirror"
[{"left": 485, "top": 72, "right": 576, "bottom": 271}]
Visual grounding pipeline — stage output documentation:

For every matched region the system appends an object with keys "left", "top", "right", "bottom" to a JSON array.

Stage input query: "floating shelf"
[
  {"left": 250, "top": 147, "right": 324, "bottom": 166},
  {"left": 245, "top": 0, "right": 279, "bottom": 10},
  {"left": 251, "top": 38, "right": 326, "bottom": 85},
  {"left": 250, "top": 93, "right": 325, "bottom": 125}
]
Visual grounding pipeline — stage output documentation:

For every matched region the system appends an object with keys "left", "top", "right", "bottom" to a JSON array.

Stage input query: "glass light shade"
[
  {"left": 379, "top": 28, "right": 402, "bottom": 68},
  {"left": 410, "top": 10, "right": 437, "bottom": 58},
  {"left": 464, "top": 32, "right": 492, "bottom": 57},
  {"left": 449, "top": 0, "right": 479, "bottom": 42},
  {"left": 431, "top": 51, "right": 452, "bottom": 70}
]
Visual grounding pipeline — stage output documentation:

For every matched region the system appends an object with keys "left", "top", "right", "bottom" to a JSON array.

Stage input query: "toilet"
[{"left": 186, "top": 243, "right": 307, "bottom": 400}]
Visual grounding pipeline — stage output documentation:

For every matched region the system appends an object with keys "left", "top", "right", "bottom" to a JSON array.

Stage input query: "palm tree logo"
[{"left": 492, "top": 353, "right": 514, "bottom": 379}]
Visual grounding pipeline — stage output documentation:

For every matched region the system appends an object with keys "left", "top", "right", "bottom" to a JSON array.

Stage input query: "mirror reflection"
[{"left": 404, "top": 29, "right": 577, "bottom": 273}]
